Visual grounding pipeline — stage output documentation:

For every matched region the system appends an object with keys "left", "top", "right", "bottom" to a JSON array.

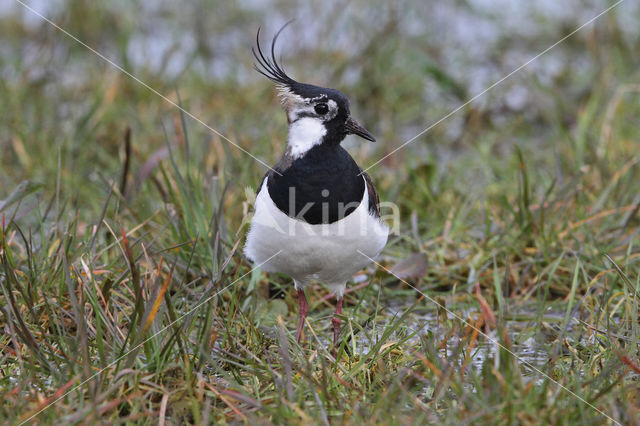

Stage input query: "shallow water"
[{"left": 342, "top": 302, "right": 569, "bottom": 380}]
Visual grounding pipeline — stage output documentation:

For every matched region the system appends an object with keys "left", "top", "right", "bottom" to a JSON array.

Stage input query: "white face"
[
  {"left": 278, "top": 86, "right": 339, "bottom": 124},
  {"left": 279, "top": 87, "right": 340, "bottom": 158}
]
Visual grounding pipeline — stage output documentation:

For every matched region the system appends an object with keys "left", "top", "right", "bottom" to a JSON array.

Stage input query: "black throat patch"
[{"left": 266, "top": 144, "right": 365, "bottom": 224}]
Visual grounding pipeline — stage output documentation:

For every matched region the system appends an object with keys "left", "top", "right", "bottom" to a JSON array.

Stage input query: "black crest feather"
[{"left": 252, "top": 22, "right": 297, "bottom": 87}]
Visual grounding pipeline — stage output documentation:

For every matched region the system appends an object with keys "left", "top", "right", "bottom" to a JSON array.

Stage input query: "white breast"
[{"left": 244, "top": 177, "right": 388, "bottom": 297}]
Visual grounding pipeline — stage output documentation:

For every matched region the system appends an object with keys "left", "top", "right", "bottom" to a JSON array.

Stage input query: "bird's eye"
[{"left": 314, "top": 103, "right": 329, "bottom": 115}]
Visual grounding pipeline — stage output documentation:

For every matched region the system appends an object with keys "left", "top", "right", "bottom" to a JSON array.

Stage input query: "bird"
[{"left": 244, "top": 25, "right": 388, "bottom": 354}]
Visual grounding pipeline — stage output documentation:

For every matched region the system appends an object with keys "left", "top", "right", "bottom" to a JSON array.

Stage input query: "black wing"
[{"left": 361, "top": 170, "right": 381, "bottom": 218}]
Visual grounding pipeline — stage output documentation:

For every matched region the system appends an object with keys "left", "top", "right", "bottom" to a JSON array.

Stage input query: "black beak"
[{"left": 345, "top": 116, "right": 376, "bottom": 142}]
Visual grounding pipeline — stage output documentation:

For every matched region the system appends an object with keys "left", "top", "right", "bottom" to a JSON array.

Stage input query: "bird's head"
[{"left": 253, "top": 25, "right": 375, "bottom": 158}]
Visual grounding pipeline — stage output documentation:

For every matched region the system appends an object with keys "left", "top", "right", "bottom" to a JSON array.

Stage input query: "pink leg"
[
  {"left": 296, "top": 289, "right": 309, "bottom": 343},
  {"left": 332, "top": 298, "right": 343, "bottom": 357}
]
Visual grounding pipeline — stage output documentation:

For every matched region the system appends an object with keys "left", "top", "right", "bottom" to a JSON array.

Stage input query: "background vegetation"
[{"left": 1, "top": 0, "right": 639, "bottom": 424}]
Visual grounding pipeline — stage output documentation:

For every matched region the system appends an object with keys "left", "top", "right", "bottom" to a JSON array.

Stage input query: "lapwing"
[{"left": 244, "top": 26, "right": 388, "bottom": 354}]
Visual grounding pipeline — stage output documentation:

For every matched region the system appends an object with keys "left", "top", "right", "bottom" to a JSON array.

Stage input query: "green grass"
[{"left": 1, "top": 1, "right": 640, "bottom": 424}]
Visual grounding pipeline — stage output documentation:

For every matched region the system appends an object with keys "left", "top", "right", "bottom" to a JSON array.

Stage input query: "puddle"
[{"left": 343, "top": 303, "right": 562, "bottom": 381}]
